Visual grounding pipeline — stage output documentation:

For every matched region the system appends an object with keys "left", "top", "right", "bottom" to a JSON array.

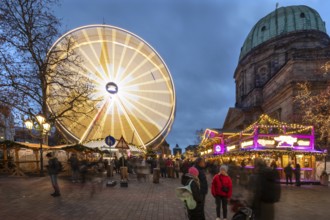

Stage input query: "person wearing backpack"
[
  {"left": 211, "top": 165, "right": 233, "bottom": 220},
  {"left": 46, "top": 152, "right": 61, "bottom": 197},
  {"left": 180, "top": 166, "right": 204, "bottom": 220}
]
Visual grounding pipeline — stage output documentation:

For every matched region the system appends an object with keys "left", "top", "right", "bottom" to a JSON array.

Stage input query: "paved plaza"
[{"left": 0, "top": 173, "right": 330, "bottom": 220}]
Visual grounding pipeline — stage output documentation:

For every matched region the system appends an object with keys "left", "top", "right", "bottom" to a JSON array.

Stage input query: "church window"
[
  {"left": 300, "top": 12, "right": 305, "bottom": 18},
  {"left": 261, "top": 26, "right": 266, "bottom": 31}
]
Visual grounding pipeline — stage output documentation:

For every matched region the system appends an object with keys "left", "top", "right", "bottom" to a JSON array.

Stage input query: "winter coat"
[
  {"left": 211, "top": 174, "right": 233, "bottom": 198},
  {"left": 195, "top": 164, "right": 208, "bottom": 195},
  {"left": 47, "top": 158, "right": 60, "bottom": 175},
  {"left": 181, "top": 174, "right": 205, "bottom": 220},
  {"left": 284, "top": 165, "right": 293, "bottom": 176}
]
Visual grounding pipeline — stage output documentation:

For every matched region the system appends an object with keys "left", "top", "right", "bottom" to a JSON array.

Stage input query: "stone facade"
[{"left": 224, "top": 7, "right": 330, "bottom": 131}]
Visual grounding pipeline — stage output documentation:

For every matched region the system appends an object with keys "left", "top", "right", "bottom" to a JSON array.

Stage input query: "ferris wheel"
[{"left": 47, "top": 25, "right": 176, "bottom": 149}]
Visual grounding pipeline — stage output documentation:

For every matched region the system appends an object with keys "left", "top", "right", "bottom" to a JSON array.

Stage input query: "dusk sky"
[{"left": 55, "top": 0, "right": 330, "bottom": 150}]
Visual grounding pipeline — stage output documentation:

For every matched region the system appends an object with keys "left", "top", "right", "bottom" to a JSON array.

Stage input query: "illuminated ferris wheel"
[{"left": 47, "top": 25, "right": 176, "bottom": 149}]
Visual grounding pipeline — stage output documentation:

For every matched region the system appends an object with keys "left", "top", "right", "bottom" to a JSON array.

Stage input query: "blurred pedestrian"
[
  {"left": 228, "top": 160, "right": 239, "bottom": 186},
  {"left": 181, "top": 166, "right": 204, "bottom": 220},
  {"left": 114, "top": 156, "right": 120, "bottom": 174},
  {"left": 194, "top": 157, "right": 208, "bottom": 219},
  {"left": 46, "top": 152, "right": 61, "bottom": 197},
  {"left": 209, "top": 160, "right": 219, "bottom": 177},
  {"left": 68, "top": 153, "right": 80, "bottom": 183},
  {"left": 181, "top": 159, "right": 191, "bottom": 174},
  {"left": 211, "top": 165, "right": 232, "bottom": 220},
  {"left": 284, "top": 163, "right": 293, "bottom": 185},
  {"left": 159, "top": 157, "right": 167, "bottom": 178},
  {"left": 247, "top": 159, "right": 281, "bottom": 220},
  {"left": 174, "top": 159, "right": 181, "bottom": 178},
  {"left": 79, "top": 159, "right": 88, "bottom": 183},
  {"left": 295, "top": 163, "right": 301, "bottom": 186},
  {"left": 166, "top": 158, "right": 174, "bottom": 178}
]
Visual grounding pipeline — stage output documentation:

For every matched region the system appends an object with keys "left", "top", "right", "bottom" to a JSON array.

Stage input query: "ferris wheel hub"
[{"left": 105, "top": 82, "right": 118, "bottom": 94}]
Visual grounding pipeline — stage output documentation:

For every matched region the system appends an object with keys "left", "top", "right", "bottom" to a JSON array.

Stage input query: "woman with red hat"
[{"left": 180, "top": 166, "right": 205, "bottom": 220}]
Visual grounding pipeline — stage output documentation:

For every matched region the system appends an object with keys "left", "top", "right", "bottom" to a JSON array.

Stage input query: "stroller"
[{"left": 230, "top": 194, "right": 254, "bottom": 220}]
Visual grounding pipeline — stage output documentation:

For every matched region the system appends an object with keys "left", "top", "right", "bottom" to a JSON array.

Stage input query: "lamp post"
[{"left": 24, "top": 113, "right": 51, "bottom": 176}]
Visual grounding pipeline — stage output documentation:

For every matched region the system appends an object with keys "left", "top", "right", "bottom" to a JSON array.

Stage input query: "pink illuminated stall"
[{"left": 201, "top": 115, "right": 326, "bottom": 181}]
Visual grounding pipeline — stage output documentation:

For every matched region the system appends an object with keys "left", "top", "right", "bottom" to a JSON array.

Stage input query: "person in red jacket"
[{"left": 211, "top": 164, "right": 233, "bottom": 220}]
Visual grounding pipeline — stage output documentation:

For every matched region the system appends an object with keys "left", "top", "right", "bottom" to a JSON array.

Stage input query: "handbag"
[{"left": 219, "top": 174, "right": 229, "bottom": 193}]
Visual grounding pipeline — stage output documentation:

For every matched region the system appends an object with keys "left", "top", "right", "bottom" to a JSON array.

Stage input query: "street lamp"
[{"left": 24, "top": 113, "right": 51, "bottom": 176}]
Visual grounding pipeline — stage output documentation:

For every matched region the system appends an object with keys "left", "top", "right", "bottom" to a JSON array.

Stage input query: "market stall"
[{"left": 201, "top": 115, "right": 327, "bottom": 181}]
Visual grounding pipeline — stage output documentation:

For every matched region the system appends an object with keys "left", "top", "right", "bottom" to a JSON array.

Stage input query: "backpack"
[
  {"left": 175, "top": 180, "right": 197, "bottom": 210},
  {"left": 260, "top": 168, "right": 281, "bottom": 203}
]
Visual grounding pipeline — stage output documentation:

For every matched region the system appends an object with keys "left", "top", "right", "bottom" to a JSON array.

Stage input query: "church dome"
[{"left": 239, "top": 5, "right": 327, "bottom": 60}]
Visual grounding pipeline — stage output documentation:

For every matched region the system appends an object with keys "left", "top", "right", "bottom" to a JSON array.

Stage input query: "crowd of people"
[
  {"left": 45, "top": 153, "right": 288, "bottom": 220},
  {"left": 177, "top": 157, "right": 284, "bottom": 220}
]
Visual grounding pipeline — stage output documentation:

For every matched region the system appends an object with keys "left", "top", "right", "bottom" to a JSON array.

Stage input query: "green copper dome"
[{"left": 239, "top": 5, "right": 327, "bottom": 60}]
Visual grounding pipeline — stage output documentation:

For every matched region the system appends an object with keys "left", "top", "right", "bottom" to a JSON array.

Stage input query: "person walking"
[
  {"left": 295, "top": 163, "right": 301, "bottom": 186},
  {"left": 68, "top": 153, "right": 80, "bottom": 183},
  {"left": 194, "top": 157, "right": 208, "bottom": 219},
  {"left": 247, "top": 159, "right": 281, "bottom": 220},
  {"left": 46, "top": 152, "right": 61, "bottom": 197},
  {"left": 284, "top": 163, "right": 293, "bottom": 185},
  {"left": 159, "top": 157, "right": 167, "bottom": 178},
  {"left": 181, "top": 166, "right": 204, "bottom": 220},
  {"left": 114, "top": 156, "right": 120, "bottom": 174},
  {"left": 211, "top": 165, "right": 233, "bottom": 220},
  {"left": 174, "top": 159, "right": 181, "bottom": 178}
]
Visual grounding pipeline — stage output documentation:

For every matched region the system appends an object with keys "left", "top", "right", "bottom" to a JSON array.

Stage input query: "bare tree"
[
  {"left": 0, "top": 0, "right": 97, "bottom": 137},
  {"left": 195, "top": 128, "right": 204, "bottom": 145},
  {"left": 294, "top": 82, "right": 330, "bottom": 150}
]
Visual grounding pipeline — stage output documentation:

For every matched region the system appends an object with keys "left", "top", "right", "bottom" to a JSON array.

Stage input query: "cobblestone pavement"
[{"left": 0, "top": 173, "right": 330, "bottom": 220}]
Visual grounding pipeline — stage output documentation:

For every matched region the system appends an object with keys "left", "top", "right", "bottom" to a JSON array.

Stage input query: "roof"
[
  {"left": 239, "top": 5, "right": 327, "bottom": 60},
  {"left": 83, "top": 139, "right": 143, "bottom": 152}
]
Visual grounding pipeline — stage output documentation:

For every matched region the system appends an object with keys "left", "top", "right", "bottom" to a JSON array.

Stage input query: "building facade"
[{"left": 223, "top": 5, "right": 330, "bottom": 133}]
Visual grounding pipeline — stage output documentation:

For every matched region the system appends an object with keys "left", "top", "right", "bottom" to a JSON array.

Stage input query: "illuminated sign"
[
  {"left": 215, "top": 145, "right": 221, "bottom": 152},
  {"left": 257, "top": 139, "right": 275, "bottom": 147},
  {"left": 297, "top": 140, "right": 310, "bottom": 146},
  {"left": 227, "top": 145, "right": 236, "bottom": 151},
  {"left": 241, "top": 140, "right": 253, "bottom": 148},
  {"left": 274, "top": 135, "right": 297, "bottom": 148}
]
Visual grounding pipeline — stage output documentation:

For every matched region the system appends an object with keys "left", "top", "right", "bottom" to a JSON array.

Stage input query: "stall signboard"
[
  {"left": 257, "top": 139, "right": 275, "bottom": 147},
  {"left": 241, "top": 140, "right": 253, "bottom": 149},
  {"left": 213, "top": 144, "right": 225, "bottom": 155},
  {"left": 226, "top": 145, "right": 237, "bottom": 152}
]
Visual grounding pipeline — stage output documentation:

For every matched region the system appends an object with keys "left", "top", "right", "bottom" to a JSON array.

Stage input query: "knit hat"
[
  {"left": 188, "top": 166, "right": 199, "bottom": 177},
  {"left": 220, "top": 165, "right": 228, "bottom": 172}
]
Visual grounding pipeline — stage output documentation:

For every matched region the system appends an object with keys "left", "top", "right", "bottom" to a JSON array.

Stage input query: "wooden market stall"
[{"left": 0, "top": 141, "right": 99, "bottom": 176}]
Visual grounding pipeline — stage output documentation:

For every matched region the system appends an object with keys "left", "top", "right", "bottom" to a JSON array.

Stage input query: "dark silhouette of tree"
[{"left": 0, "top": 0, "right": 97, "bottom": 139}]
